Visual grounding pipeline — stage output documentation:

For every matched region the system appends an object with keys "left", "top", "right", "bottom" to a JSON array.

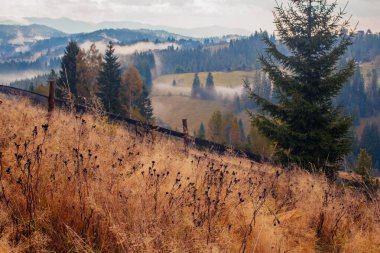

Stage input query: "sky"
[{"left": 0, "top": 0, "right": 379, "bottom": 32}]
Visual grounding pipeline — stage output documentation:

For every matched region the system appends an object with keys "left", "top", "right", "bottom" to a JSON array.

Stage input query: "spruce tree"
[
  {"left": 197, "top": 123, "right": 206, "bottom": 139},
  {"left": 355, "top": 149, "right": 372, "bottom": 177},
  {"left": 233, "top": 95, "right": 242, "bottom": 113},
  {"left": 48, "top": 69, "right": 58, "bottom": 82},
  {"left": 205, "top": 72, "right": 217, "bottom": 99},
  {"left": 191, "top": 73, "right": 202, "bottom": 98},
  {"left": 138, "top": 85, "right": 155, "bottom": 123},
  {"left": 57, "top": 41, "right": 80, "bottom": 98},
  {"left": 97, "top": 42, "right": 122, "bottom": 114},
  {"left": 248, "top": 0, "right": 355, "bottom": 178}
]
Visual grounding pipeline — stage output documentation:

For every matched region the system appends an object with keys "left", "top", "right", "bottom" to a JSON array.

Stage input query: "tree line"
[
  {"left": 131, "top": 30, "right": 380, "bottom": 77},
  {"left": 56, "top": 41, "right": 154, "bottom": 123}
]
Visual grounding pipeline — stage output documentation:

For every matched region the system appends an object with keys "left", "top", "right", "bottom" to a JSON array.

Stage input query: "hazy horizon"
[{"left": 1, "top": 0, "right": 379, "bottom": 33}]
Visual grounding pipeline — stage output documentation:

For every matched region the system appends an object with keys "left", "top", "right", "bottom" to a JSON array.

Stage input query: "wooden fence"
[{"left": 0, "top": 84, "right": 267, "bottom": 163}]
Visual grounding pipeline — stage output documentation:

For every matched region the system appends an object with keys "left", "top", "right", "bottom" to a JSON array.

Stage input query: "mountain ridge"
[{"left": 2, "top": 17, "right": 252, "bottom": 38}]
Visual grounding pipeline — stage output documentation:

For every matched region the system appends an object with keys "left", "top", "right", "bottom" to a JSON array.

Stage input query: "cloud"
[{"left": 0, "top": 0, "right": 379, "bottom": 32}]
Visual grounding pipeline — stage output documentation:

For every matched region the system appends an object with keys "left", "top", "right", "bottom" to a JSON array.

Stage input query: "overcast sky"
[{"left": 0, "top": 0, "right": 379, "bottom": 32}]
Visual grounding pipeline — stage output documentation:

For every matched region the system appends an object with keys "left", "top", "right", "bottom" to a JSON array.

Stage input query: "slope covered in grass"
[{"left": 0, "top": 95, "right": 379, "bottom": 252}]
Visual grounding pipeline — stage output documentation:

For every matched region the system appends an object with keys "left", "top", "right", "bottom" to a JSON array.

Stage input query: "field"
[
  {"left": 152, "top": 71, "right": 256, "bottom": 134},
  {"left": 0, "top": 95, "right": 379, "bottom": 252},
  {"left": 154, "top": 71, "right": 258, "bottom": 90},
  {"left": 152, "top": 95, "right": 251, "bottom": 133}
]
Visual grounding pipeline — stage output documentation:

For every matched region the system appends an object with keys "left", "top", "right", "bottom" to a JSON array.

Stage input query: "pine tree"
[
  {"left": 197, "top": 123, "right": 206, "bottom": 139},
  {"left": 48, "top": 69, "right": 58, "bottom": 82},
  {"left": 57, "top": 41, "right": 80, "bottom": 98},
  {"left": 355, "top": 149, "right": 372, "bottom": 177},
  {"left": 97, "top": 42, "right": 122, "bottom": 114},
  {"left": 248, "top": 0, "right": 355, "bottom": 178},
  {"left": 205, "top": 72, "right": 217, "bottom": 99},
  {"left": 355, "top": 149, "right": 377, "bottom": 192},
  {"left": 137, "top": 85, "right": 155, "bottom": 123},
  {"left": 233, "top": 95, "right": 242, "bottom": 113},
  {"left": 191, "top": 73, "right": 202, "bottom": 98}
]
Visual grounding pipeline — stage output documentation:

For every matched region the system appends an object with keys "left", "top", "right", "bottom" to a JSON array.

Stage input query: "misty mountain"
[
  {"left": 0, "top": 24, "right": 192, "bottom": 60},
  {"left": 25, "top": 17, "right": 251, "bottom": 38},
  {"left": 0, "top": 24, "right": 66, "bottom": 59},
  {"left": 0, "top": 23, "right": 202, "bottom": 83}
]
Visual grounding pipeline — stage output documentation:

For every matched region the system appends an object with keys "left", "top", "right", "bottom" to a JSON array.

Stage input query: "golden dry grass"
[
  {"left": 0, "top": 95, "right": 379, "bottom": 252},
  {"left": 154, "top": 71, "right": 257, "bottom": 89}
]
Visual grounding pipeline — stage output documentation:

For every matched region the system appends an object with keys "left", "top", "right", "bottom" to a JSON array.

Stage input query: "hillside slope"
[{"left": 0, "top": 95, "right": 379, "bottom": 252}]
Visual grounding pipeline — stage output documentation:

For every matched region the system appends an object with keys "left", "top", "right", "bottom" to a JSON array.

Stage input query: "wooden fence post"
[
  {"left": 48, "top": 80, "right": 55, "bottom": 113},
  {"left": 182, "top": 119, "right": 189, "bottom": 151}
]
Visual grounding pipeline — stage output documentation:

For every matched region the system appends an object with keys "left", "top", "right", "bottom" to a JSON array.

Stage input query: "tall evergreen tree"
[
  {"left": 137, "top": 85, "right": 155, "bottom": 123},
  {"left": 97, "top": 42, "right": 122, "bottom": 114},
  {"left": 191, "top": 73, "right": 202, "bottom": 98},
  {"left": 247, "top": 0, "right": 355, "bottom": 178},
  {"left": 48, "top": 69, "right": 58, "bottom": 82},
  {"left": 57, "top": 41, "right": 80, "bottom": 98},
  {"left": 233, "top": 95, "right": 242, "bottom": 113},
  {"left": 205, "top": 72, "right": 217, "bottom": 99}
]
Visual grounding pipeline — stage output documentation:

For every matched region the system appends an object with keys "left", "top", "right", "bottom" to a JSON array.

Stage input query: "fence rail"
[{"left": 0, "top": 84, "right": 267, "bottom": 163}]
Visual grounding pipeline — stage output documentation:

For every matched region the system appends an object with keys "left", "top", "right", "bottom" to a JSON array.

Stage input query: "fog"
[
  {"left": 0, "top": 70, "right": 47, "bottom": 85},
  {"left": 80, "top": 41, "right": 179, "bottom": 55},
  {"left": 153, "top": 81, "right": 244, "bottom": 100}
]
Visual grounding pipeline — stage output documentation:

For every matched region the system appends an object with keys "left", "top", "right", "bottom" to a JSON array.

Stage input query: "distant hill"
[
  {"left": 0, "top": 24, "right": 198, "bottom": 83},
  {"left": 0, "top": 24, "right": 66, "bottom": 59},
  {"left": 0, "top": 24, "right": 192, "bottom": 62},
  {"left": 24, "top": 17, "right": 251, "bottom": 38}
]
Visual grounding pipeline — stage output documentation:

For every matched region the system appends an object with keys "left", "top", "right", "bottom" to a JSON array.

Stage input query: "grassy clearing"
[
  {"left": 154, "top": 71, "right": 257, "bottom": 89},
  {"left": 151, "top": 70, "right": 255, "bottom": 133},
  {"left": 0, "top": 95, "right": 379, "bottom": 252},
  {"left": 152, "top": 95, "right": 251, "bottom": 134}
]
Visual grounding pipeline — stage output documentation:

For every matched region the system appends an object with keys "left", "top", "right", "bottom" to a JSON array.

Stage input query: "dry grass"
[
  {"left": 154, "top": 71, "right": 258, "bottom": 89},
  {"left": 0, "top": 95, "right": 379, "bottom": 252},
  {"left": 152, "top": 95, "right": 251, "bottom": 133}
]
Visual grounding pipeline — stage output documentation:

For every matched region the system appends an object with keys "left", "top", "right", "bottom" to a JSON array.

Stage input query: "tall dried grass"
[{"left": 0, "top": 95, "right": 379, "bottom": 252}]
